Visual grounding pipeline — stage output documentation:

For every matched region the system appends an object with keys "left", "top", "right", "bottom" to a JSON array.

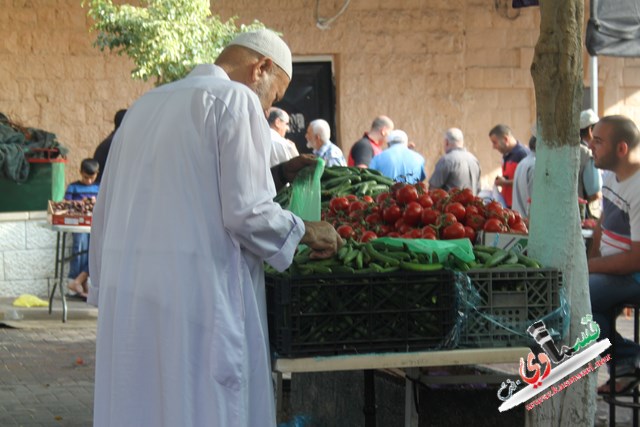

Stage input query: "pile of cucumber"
[{"left": 320, "top": 166, "right": 394, "bottom": 200}]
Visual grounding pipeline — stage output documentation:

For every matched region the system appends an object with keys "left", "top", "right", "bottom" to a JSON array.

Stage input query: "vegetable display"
[{"left": 322, "top": 183, "right": 529, "bottom": 243}]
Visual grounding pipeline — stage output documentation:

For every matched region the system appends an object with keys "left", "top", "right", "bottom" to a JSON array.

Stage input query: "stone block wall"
[
  {"left": 0, "top": 212, "right": 62, "bottom": 297},
  {"left": 1, "top": 0, "right": 639, "bottom": 188}
]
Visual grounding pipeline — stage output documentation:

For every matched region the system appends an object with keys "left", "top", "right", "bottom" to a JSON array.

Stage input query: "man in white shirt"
[
  {"left": 267, "top": 107, "right": 298, "bottom": 166},
  {"left": 511, "top": 136, "right": 536, "bottom": 218},
  {"left": 88, "top": 29, "right": 342, "bottom": 427},
  {"left": 588, "top": 116, "right": 640, "bottom": 393},
  {"left": 305, "top": 118, "right": 346, "bottom": 167}
]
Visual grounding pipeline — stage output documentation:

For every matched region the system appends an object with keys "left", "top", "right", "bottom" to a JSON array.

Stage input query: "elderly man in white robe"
[{"left": 88, "top": 29, "right": 342, "bottom": 427}]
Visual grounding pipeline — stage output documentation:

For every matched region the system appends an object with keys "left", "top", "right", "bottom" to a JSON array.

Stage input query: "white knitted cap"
[
  {"left": 387, "top": 130, "right": 409, "bottom": 145},
  {"left": 580, "top": 109, "right": 599, "bottom": 129},
  {"left": 228, "top": 29, "right": 293, "bottom": 79}
]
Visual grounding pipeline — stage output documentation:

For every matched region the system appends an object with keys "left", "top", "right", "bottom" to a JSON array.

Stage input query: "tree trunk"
[{"left": 526, "top": 0, "right": 596, "bottom": 425}]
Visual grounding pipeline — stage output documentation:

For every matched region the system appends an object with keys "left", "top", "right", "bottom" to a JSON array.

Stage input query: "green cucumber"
[{"left": 400, "top": 261, "right": 444, "bottom": 271}]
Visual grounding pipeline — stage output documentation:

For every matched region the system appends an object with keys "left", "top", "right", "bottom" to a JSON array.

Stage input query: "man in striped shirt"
[{"left": 588, "top": 115, "right": 640, "bottom": 393}]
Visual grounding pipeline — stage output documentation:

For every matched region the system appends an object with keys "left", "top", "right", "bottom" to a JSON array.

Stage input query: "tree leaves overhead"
[{"left": 82, "top": 0, "right": 265, "bottom": 85}]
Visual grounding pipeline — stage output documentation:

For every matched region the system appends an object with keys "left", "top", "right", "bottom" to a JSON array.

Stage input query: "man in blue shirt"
[
  {"left": 305, "top": 119, "right": 346, "bottom": 167},
  {"left": 370, "top": 130, "right": 426, "bottom": 184}
]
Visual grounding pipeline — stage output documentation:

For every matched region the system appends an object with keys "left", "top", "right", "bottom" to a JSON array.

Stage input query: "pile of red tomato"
[{"left": 322, "top": 183, "right": 529, "bottom": 243}]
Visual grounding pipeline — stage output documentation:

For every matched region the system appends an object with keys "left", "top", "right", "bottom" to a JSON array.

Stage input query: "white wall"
[{"left": 0, "top": 212, "right": 61, "bottom": 297}]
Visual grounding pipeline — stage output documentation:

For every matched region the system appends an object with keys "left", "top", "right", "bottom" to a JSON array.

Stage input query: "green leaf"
[{"left": 81, "top": 0, "right": 266, "bottom": 85}]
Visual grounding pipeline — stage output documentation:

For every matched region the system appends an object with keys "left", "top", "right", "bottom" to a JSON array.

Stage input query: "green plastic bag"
[
  {"left": 287, "top": 158, "right": 325, "bottom": 221},
  {"left": 374, "top": 237, "right": 476, "bottom": 263}
]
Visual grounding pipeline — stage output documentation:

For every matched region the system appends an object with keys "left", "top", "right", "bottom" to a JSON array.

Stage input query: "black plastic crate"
[
  {"left": 458, "top": 268, "right": 565, "bottom": 348},
  {"left": 266, "top": 269, "right": 458, "bottom": 357}
]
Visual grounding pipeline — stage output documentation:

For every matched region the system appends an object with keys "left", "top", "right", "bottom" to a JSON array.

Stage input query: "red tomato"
[
  {"left": 345, "top": 194, "right": 358, "bottom": 202},
  {"left": 444, "top": 202, "right": 466, "bottom": 222},
  {"left": 329, "top": 197, "right": 350, "bottom": 212},
  {"left": 348, "top": 201, "right": 366, "bottom": 214},
  {"left": 403, "top": 202, "right": 423, "bottom": 226},
  {"left": 464, "top": 214, "right": 486, "bottom": 231},
  {"left": 483, "top": 218, "right": 507, "bottom": 233},
  {"left": 390, "top": 182, "right": 406, "bottom": 198},
  {"left": 421, "top": 208, "right": 440, "bottom": 226},
  {"left": 463, "top": 225, "right": 476, "bottom": 242},
  {"left": 415, "top": 182, "right": 429, "bottom": 194},
  {"left": 429, "top": 188, "right": 449, "bottom": 205},
  {"left": 437, "top": 213, "right": 458, "bottom": 228},
  {"left": 376, "top": 224, "right": 393, "bottom": 236},
  {"left": 417, "top": 193, "right": 434, "bottom": 209},
  {"left": 362, "top": 195, "right": 374, "bottom": 203},
  {"left": 348, "top": 210, "right": 363, "bottom": 220},
  {"left": 396, "top": 185, "right": 419, "bottom": 205},
  {"left": 503, "top": 209, "right": 516, "bottom": 226},
  {"left": 336, "top": 224, "right": 355, "bottom": 239},
  {"left": 509, "top": 220, "right": 529, "bottom": 234},
  {"left": 507, "top": 209, "right": 522, "bottom": 227},
  {"left": 441, "top": 222, "right": 466, "bottom": 240},
  {"left": 452, "top": 188, "right": 475, "bottom": 206},
  {"left": 421, "top": 226, "right": 437, "bottom": 240},
  {"left": 382, "top": 205, "right": 402, "bottom": 224},
  {"left": 376, "top": 192, "right": 392, "bottom": 205},
  {"left": 485, "top": 201, "right": 504, "bottom": 218},
  {"left": 360, "top": 231, "right": 378, "bottom": 243},
  {"left": 408, "top": 228, "right": 423, "bottom": 239},
  {"left": 465, "top": 205, "right": 482, "bottom": 218},
  {"left": 387, "top": 231, "right": 401, "bottom": 237},
  {"left": 365, "top": 213, "right": 382, "bottom": 225},
  {"left": 395, "top": 218, "right": 413, "bottom": 235}
]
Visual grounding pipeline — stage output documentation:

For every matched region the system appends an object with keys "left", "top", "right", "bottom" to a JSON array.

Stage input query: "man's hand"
[
  {"left": 281, "top": 154, "right": 317, "bottom": 183},
  {"left": 495, "top": 176, "right": 508, "bottom": 187},
  {"left": 301, "top": 221, "right": 343, "bottom": 259}
]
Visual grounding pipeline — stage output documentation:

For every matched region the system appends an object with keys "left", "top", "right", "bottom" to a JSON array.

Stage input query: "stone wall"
[
  {"left": 1, "top": 0, "right": 639, "bottom": 187},
  {"left": 0, "top": 212, "right": 60, "bottom": 297}
]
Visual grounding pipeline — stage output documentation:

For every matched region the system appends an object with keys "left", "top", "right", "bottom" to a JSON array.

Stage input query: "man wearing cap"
[
  {"left": 369, "top": 129, "right": 426, "bottom": 183},
  {"left": 305, "top": 118, "right": 346, "bottom": 167},
  {"left": 267, "top": 107, "right": 299, "bottom": 167},
  {"left": 579, "top": 108, "right": 603, "bottom": 219},
  {"left": 429, "top": 128, "right": 481, "bottom": 195},
  {"left": 348, "top": 115, "right": 394, "bottom": 168},
  {"left": 88, "top": 29, "right": 342, "bottom": 427}
]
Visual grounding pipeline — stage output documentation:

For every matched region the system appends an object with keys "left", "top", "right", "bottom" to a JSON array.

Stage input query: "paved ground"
[
  {"left": 0, "top": 297, "right": 97, "bottom": 427},
  {"left": 0, "top": 296, "right": 638, "bottom": 426}
]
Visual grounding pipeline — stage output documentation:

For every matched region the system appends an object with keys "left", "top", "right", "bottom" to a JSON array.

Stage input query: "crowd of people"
[{"left": 58, "top": 28, "right": 638, "bottom": 427}]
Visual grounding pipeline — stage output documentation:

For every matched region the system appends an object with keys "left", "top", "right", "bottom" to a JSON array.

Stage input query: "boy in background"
[{"left": 65, "top": 158, "right": 100, "bottom": 298}]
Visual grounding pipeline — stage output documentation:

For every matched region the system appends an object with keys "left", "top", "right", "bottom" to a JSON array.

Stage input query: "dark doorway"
[{"left": 274, "top": 61, "right": 336, "bottom": 154}]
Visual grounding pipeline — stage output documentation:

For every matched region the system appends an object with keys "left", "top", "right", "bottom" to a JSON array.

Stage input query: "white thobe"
[{"left": 88, "top": 64, "right": 304, "bottom": 427}]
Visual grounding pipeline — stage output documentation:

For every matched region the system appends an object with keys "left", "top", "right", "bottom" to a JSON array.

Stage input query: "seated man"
[{"left": 588, "top": 115, "right": 640, "bottom": 393}]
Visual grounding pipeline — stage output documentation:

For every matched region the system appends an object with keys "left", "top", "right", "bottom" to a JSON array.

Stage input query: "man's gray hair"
[
  {"left": 309, "top": 119, "right": 331, "bottom": 142},
  {"left": 445, "top": 128, "right": 464, "bottom": 147}
]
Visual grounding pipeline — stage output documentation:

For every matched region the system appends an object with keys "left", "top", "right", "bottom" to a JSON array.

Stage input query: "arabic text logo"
[{"left": 497, "top": 315, "right": 610, "bottom": 412}]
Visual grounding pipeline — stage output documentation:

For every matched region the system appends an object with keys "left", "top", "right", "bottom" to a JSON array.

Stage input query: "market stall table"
[
  {"left": 42, "top": 223, "right": 91, "bottom": 322},
  {"left": 273, "top": 346, "right": 528, "bottom": 427}
]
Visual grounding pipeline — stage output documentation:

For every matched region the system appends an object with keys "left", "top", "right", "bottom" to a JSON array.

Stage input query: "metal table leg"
[
  {"left": 48, "top": 231, "right": 61, "bottom": 314},
  {"left": 59, "top": 232, "right": 68, "bottom": 322},
  {"left": 363, "top": 370, "right": 376, "bottom": 427}
]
